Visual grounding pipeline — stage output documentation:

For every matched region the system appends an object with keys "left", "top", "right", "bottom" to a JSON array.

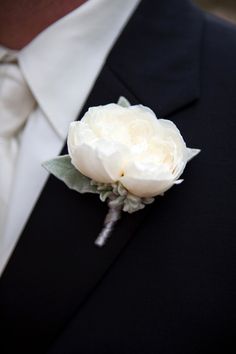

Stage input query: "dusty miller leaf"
[
  {"left": 117, "top": 96, "right": 131, "bottom": 108},
  {"left": 42, "top": 155, "right": 98, "bottom": 194}
]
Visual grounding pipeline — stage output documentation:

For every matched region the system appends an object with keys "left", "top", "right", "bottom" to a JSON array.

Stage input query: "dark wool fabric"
[{"left": 1, "top": 1, "right": 236, "bottom": 353}]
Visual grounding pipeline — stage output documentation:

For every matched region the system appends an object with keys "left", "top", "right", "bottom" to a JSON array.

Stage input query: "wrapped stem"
[{"left": 94, "top": 205, "right": 122, "bottom": 247}]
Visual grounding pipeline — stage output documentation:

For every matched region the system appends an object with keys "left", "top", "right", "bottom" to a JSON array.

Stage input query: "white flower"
[{"left": 68, "top": 103, "right": 200, "bottom": 198}]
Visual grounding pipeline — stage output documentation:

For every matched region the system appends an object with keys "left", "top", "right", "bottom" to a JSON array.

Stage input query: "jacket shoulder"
[
  {"left": 202, "top": 12, "right": 236, "bottom": 97},
  {"left": 204, "top": 12, "right": 236, "bottom": 59}
]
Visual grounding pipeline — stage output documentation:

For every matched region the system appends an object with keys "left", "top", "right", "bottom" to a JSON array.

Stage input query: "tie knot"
[{"left": 0, "top": 60, "right": 36, "bottom": 138}]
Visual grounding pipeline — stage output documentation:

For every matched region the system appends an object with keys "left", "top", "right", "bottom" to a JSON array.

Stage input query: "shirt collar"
[{"left": 8, "top": 0, "right": 140, "bottom": 139}]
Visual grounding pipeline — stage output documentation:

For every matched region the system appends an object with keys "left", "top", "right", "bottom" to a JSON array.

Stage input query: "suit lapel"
[
  {"left": 0, "top": 1, "right": 204, "bottom": 352},
  {"left": 106, "top": 0, "right": 203, "bottom": 117}
]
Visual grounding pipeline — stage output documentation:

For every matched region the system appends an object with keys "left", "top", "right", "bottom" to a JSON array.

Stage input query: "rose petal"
[
  {"left": 95, "top": 140, "right": 129, "bottom": 181},
  {"left": 120, "top": 161, "right": 174, "bottom": 197},
  {"left": 69, "top": 143, "right": 114, "bottom": 183},
  {"left": 70, "top": 141, "right": 129, "bottom": 183},
  {"left": 121, "top": 175, "right": 174, "bottom": 198}
]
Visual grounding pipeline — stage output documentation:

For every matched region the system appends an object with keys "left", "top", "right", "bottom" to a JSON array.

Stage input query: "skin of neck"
[{"left": 0, "top": 0, "right": 87, "bottom": 49}]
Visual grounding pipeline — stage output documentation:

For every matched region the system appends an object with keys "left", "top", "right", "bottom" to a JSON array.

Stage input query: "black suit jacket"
[{"left": 1, "top": 1, "right": 236, "bottom": 353}]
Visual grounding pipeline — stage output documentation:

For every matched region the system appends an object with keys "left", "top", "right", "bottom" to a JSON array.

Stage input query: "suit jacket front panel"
[
  {"left": 48, "top": 15, "right": 236, "bottom": 351},
  {"left": 1, "top": 1, "right": 236, "bottom": 353}
]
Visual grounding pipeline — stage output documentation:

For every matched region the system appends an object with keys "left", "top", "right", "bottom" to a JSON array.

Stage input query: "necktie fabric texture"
[{"left": 0, "top": 59, "right": 36, "bottom": 234}]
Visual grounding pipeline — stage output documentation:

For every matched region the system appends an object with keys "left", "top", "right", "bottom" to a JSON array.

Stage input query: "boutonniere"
[{"left": 43, "top": 97, "right": 200, "bottom": 246}]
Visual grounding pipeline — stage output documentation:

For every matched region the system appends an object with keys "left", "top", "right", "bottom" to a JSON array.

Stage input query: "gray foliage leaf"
[
  {"left": 42, "top": 155, "right": 98, "bottom": 194},
  {"left": 117, "top": 96, "right": 131, "bottom": 108}
]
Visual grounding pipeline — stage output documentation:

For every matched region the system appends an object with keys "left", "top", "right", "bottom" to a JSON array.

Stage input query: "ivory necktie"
[{"left": 0, "top": 59, "right": 36, "bottom": 234}]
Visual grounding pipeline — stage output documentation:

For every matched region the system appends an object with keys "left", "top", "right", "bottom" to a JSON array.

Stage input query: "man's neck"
[{"left": 0, "top": 0, "right": 87, "bottom": 50}]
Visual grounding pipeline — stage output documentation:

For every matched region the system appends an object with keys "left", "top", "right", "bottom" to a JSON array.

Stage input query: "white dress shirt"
[{"left": 0, "top": 0, "right": 140, "bottom": 275}]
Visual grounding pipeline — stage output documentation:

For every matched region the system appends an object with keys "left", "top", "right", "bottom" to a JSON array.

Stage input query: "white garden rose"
[{"left": 68, "top": 103, "right": 200, "bottom": 198}]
